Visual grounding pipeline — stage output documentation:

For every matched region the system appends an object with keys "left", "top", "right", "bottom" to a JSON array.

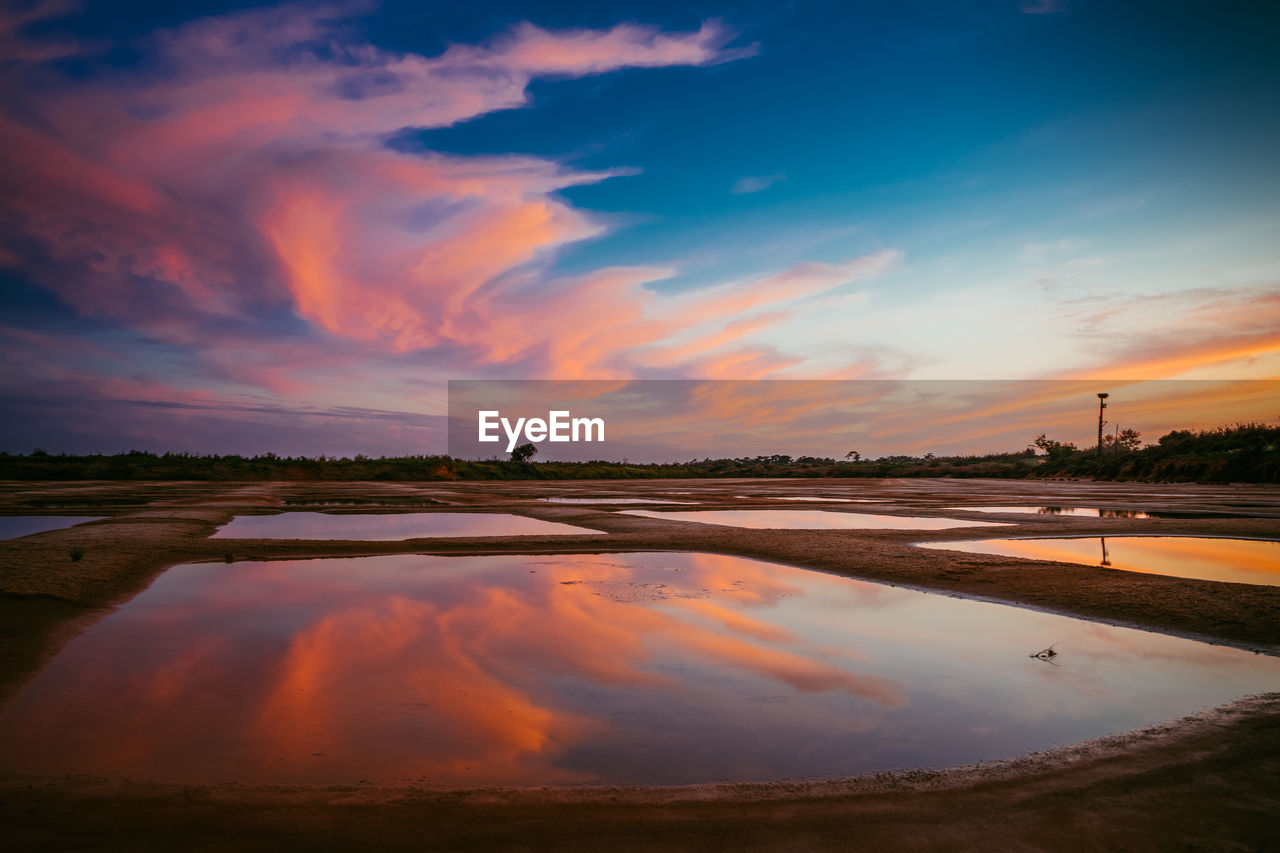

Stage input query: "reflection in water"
[
  {"left": 920, "top": 537, "right": 1280, "bottom": 586},
  {"left": 947, "top": 506, "right": 1155, "bottom": 517},
  {"left": 2, "top": 553, "right": 1279, "bottom": 787},
  {"left": 212, "top": 512, "right": 598, "bottom": 540},
  {"left": 282, "top": 499, "right": 443, "bottom": 507},
  {"left": 0, "top": 516, "right": 104, "bottom": 539},
  {"left": 742, "top": 496, "right": 879, "bottom": 503},
  {"left": 23, "top": 498, "right": 139, "bottom": 507},
  {"left": 538, "top": 498, "right": 692, "bottom": 504},
  {"left": 943, "top": 506, "right": 1247, "bottom": 519},
  {"left": 622, "top": 509, "right": 1009, "bottom": 530}
]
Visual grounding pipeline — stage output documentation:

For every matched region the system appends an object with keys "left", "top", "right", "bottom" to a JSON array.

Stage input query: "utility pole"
[{"left": 1096, "top": 392, "right": 1109, "bottom": 455}]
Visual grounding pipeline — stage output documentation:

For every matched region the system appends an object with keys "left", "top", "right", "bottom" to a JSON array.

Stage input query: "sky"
[{"left": 1, "top": 0, "right": 1278, "bottom": 457}]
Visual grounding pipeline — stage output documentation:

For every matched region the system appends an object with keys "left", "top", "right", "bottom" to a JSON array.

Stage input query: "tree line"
[{"left": 1, "top": 423, "right": 1275, "bottom": 483}]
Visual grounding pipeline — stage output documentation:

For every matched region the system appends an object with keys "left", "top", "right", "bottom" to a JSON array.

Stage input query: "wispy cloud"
[
  {"left": 731, "top": 173, "right": 786, "bottom": 194},
  {"left": 0, "top": 2, "right": 918, "bottom": 454},
  {"left": 1064, "top": 288, "right": 1280, "bottom": 380},
  {"left": 0, "top": 4, "right": 799, "bottom": 388},
  {"left": 1020, "top": 238, "right": 1084, "bottom": 262},
  {"left": 1021, "top": 0, "right": 1066, "bottom": 14},
  {"left": 0, "top": 0, "right": 80, "bottom": 60}
]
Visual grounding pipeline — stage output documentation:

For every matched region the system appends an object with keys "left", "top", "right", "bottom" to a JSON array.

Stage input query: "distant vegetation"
[
  {"left": 2, "top": 423, "right": 1276, "bottom": 483},
  {"left": 1029, "top": 422, "right": 1280, "bottom": 483}
]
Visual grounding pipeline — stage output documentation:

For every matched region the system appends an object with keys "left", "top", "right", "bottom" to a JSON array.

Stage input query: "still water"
[
  {"left": 0, "top": 516, "right": 104, "bottom": 539},
  {"left": 538, "top": 498, "right": 692, "bottom": 504},
  {"left": 622, "top": 509, "right": 1009, "bottom": 530},
  {"left": 282, "top": 499, "right": 443, "bottom": 507},
  {"left": 1, "top": 552, "right": 1276, "bottom": 787},
  {"left": 941, "top": 506, "right": 1243, "bottom": 519},
  {"left": 919, "top": 536, "right": 1280, "bottom": 586},
  {"left": 212, "top": 512, "right": 599, "bottom": 540},
  {"left": 744, "top": 496, "right": 878, "bottom": 503}
]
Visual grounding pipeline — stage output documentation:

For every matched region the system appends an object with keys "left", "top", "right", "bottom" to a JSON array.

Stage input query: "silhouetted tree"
[
  {"left": 510, "top": 442, "right": 538, "bottom": 463},
  {"left": 1031, "top": 434, "right": 1080, "bottom": 461},
  {"left": 1102, "top": 428, "right": 1143, "bottom": 453}
]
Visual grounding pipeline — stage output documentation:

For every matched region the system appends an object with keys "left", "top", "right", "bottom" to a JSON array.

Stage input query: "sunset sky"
[{"left": 1, "top": 0, "right": 1277, "bottom": 456}]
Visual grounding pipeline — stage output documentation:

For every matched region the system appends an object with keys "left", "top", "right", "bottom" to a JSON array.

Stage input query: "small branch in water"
[{"left": 1030, "top": 643, "right": 1059, "bottom": 663}]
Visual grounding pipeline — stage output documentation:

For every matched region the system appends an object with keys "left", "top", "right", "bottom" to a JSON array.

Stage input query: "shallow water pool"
[
  {"left": 282, "top": 498, "right": 444, "bottom": 507},
  {"left": 622, "top": 509, "right": 1009, "bottom": 530},
  {"left": 941, "top": 506, "right": 1248, "bottom": 519},
  {"left": 211, "top": 512, "right": 599, "bottom": 540},
  {"left": 919, "top": 536, "right": 1280, "bottom": 586},
  {"left": 538, "top": 497, "right": 692, "bottom": 504},
  {"left": 0, "top": 516, "right": 104, "bottom": 539},
  {"left": 740, "top": 496, "right": 879, "bottom": 503},
  {"left": 2, "top": 551, "right": 1276, "bottom": 787}
]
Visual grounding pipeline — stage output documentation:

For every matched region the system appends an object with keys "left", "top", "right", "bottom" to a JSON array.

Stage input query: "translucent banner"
[{"left": 447, "top": 379, "right": 1279, "bottom": 462}]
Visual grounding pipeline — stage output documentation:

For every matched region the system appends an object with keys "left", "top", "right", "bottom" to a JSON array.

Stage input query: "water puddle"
[
  {"left": 538, "top": 498, "right": 693, "bottom": 505},
  {"left": 919, "top": 537, "right": 1280, "bottom": 586},
  {"left": 942, "top": 506, "right": 1248, "bottom": 519},
  {"left": 740, "top": 496, "right": 880, "bottom": 503},
  {"left": 0, "top": 552, "right": 1276, "bottom": 787},
  {"left": 622, "top": 509, "right": 1010, "bottom": 530},
  {"left": 0, "top": 516, "right": 105, "bottom": 539},
  {"left": 212, "top": 512, "right": 599, "bottom": 540},
  {"left": 282, "top": 499, "right": 444, "bottom": 508},
  {"left": 20, "top": 498, "right": 141, "bottom": 508}
]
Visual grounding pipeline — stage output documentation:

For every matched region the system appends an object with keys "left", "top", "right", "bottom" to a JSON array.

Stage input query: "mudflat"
[{"left": 2, "top": 477, "right": 1278, "bottom": 850}]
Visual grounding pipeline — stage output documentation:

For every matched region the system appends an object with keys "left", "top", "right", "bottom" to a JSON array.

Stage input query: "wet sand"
[{"left": 2, "top": 477, "right": 1279, "bottom": 850}]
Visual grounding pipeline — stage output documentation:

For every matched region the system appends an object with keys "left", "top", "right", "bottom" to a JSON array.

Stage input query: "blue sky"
[{"left": 1, "top": 0, "right": 1277, "bottom": 454}]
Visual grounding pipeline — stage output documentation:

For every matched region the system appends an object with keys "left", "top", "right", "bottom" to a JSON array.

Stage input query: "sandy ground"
[{"left": 2, "top": 477, "right": 1279, "bottom": 850}]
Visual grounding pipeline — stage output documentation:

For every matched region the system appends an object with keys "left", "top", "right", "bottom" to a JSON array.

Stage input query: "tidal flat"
[{"left": 1, "top": 477, "right": 1278, "bottom": 850}]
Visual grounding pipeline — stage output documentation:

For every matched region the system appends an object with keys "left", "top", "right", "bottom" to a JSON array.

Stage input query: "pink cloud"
[
  {"left": 452, "top": 20, "right": 751, "bottom": 77},
  {"left": 0, "top": 0, "right": 79, "bottom": 61},
  {"left": 675, "top": 252, "right": 900, "bottom": 323},
  {"left": 2, "top": 5, "right": 790, "bottom": 381},
  {"left": 0, "top": 0, "right": 899, "bottom": 434},
  {"left": 1057, "top": 288, "right": 1280, "bottom": 380}
]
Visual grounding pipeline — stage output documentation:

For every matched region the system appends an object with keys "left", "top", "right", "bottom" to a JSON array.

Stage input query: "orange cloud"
[
  {"left": 0, "top": 553, "right": 910, "bottom": 784},
  {"left": 0, "top": 4, "right": 797, "bottom": 386},
  {"left": 1059, "top": 289, "right": 1280, "bottom": 381}
]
